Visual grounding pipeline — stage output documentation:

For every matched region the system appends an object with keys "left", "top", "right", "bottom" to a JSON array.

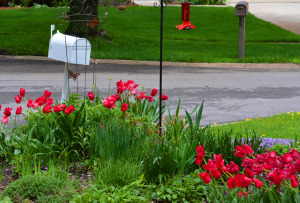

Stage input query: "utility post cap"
[{"left": 235, "top": 1, "right": 249, "bottom": 17}]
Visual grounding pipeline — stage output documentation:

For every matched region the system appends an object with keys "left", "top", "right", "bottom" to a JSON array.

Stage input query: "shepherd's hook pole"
[
  {"left": 61, "top": 63, "right": 69, "bottom": 103},
  {"left": 159, "top": 0, "right": 164, "bottom": 136}
]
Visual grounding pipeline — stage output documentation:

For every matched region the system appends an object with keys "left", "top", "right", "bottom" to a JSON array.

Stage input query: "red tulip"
[
  {"left": 263, "top": 163, "right": 272, "bottom": 171},
  {"left": 235, "top": 174, "right": 252, "bottom": 187},
  {"left": 131, "top": 88, "right": 138, "bottom": 96},
  {"left": 145, "top": 96, "right": 154, "bottom": 102},
  {"left": 290, "top": 149, "right": 300, "bottom": 160},
  {"left": 290, "top": 174, "right": 299, "bottom": 188},
  {"left": 243, "top": 144, "right": 254, "bottom": 156},
  {"left": 88, "top": 92, "right": 95, "bottom": 101},
  {"left": 136, "top": 91, "right": 145, "bottom": 101},
  {"left": 60, "top": 104, "right": 67, "bottom": 109},
  {"left": 227, "top": 177, "right": 236, "bottom": 189},
  {"left": 112, "top": 93, "right": 121, "bottom": 101},
  {"left": 16, "top": 106, "right": 22, "bottom": 115},
  {"left": 251, "top": 164, "right": 264, "bottom": 175},
  {"left": 234, "top": 145, "right": 247, "bottom": 158},
  {"left": 102, "top": 96, "right": 117, "bottom": 109},
  {"left": 1, "top": 116, "right": 8, "bottom": 124},
  {"left": 295, "top": 159, "right": 300, "bottom": 173},
  {"left": 202, "top": 159, "right": 216, "bottom": 172},
  {"left": 117, "top": 80, "right": 135, "bottom": 93},
  {"left": 195, "top": 145, "right": 205, "bottom": 166},
  {"left": 245, "top": 168, "right": 254, "bottom": 178},
  {"left": 35, "top": 96, "right": 46, "bottom": 106},
  {"left": 151, "top": 88, "right": 158, "bottom": 97},
  {"left": 0, "top": 105, "right": 1, "bottom": 111},
  {"left": 20, "top": 88, "right": 25, "bottom": 97},
  {"left": 253, "top": 178, "right": 263, "bottom": 188},
  {"left": 214, "top": 154, "right": 224, "bottom": 170},
  {"left": 27, "top": 99, "right": 33, "bottom": 108},
  {"left": 126, "top": 80, "right": 138, "bottom": 91},
  {"left": 283, "top": 163, "right": 295, "bottom": 179},
  {"left": 254, "top": 154, "right": 265, "bottom": 164},
  {"left": 226, "top": 161, "right": 239, "bottom": 174},
  {"left": 121, "top": 103, "right": 128, "bottom": 112},
  {"left": 15, "top": 95, "right": 22, "bottom": 104},
  {"left": 116, "top": 80, "right": 124, "bottom": 89},
  {"left": 269, "top": 168, "right": 285, "bottom": 186},
  {"left": 42, "top": 104, "right": 52, "bottom": 114},
  {"left": 282, "top": 153, "right": 293, "bottom": 163},
  {"left": 195, "top": 154, "right": 203, "bottom": 165},
  {"left": 199, "top": 172, "right": 211, "bottom": 184},
  {"left": 53, "top": 104, "right": 64, "bottom": 113},
  {"left": 210, "top": 168, "right": 221, "bottom": 179},
  {"left": 46, "top": 98, "right": 54, "bottom": 106},
  {"left": 65, "top": 105, "right": 75, "bottom": 114},
  {"left": 196, "top": 145, "right": 205, "bottom": 157},
  {"left": 160, "top": 93, "right": 168, "bottom": 100},
  {"left": 44, "top": 90, "right": 52, "bottom": 98},
  {"left": 117, "top": 86, "right": 124, "bottom": 94},
  {"left": 3, "top": 107, "right": 12, "bottom": 117},
  {"left": 32, "top": 101, "right": 39, "bottom": 109},
  {"left": 241, "top": 157, "right": 255, "bottom": 168}
]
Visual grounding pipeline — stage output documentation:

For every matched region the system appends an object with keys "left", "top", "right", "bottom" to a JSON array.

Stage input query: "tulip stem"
[{"left": 211, "top": 181, "right": 225, "bottom": 203}]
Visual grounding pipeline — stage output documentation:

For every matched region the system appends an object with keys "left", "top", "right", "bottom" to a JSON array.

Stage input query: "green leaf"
[{"left": 166, "top": 188, "right": 173, "bottom": 194}]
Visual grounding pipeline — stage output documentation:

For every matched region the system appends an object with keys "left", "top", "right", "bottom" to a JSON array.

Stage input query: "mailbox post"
[
  {"left": 235, "top": 1, "right": 248, "bottom": 58},
  {"left": 48, "top": 25, "right": 91, "bottom": 103}
]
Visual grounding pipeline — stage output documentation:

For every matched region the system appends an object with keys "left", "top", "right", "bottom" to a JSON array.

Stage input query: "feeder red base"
[{"left": 176, "top": 22, "right": 195, "bottom": 30}]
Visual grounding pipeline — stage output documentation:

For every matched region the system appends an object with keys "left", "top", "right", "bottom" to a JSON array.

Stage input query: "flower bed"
[{"left": 0, "top": 79, "right": 299, "bottom": 202}]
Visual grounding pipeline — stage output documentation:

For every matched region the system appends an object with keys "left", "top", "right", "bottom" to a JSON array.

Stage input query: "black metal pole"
[{"left": 159, "top": 0, "right": 163, "bottom": 136}]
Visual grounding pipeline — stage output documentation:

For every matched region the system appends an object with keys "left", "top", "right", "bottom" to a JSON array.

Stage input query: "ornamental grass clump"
[{"left": 196, "top": 144, "right": 300, "bottom": 202}]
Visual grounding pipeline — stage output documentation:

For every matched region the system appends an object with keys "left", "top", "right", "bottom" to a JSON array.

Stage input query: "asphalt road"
[{"left": 1, "top": 57, "right": 300, "bottom": 125}]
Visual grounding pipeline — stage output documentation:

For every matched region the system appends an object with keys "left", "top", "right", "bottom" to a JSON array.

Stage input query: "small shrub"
[
  {"left": 2, "top": 175, "right": 69, "bottom": 202},
  {"left": 269, "top": 144, "right": 290, "bottom": 156}
]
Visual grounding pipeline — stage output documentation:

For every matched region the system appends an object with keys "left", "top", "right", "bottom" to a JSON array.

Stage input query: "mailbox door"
[
  {"left": 69, "top": 39, "right": 91, "bottom": 65},
  {"left": 235, "top": 6, "right": 246, "bottom": 16}
]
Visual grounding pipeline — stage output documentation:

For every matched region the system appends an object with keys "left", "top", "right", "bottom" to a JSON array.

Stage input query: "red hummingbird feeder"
[{"left": 176, "top": 2, "right": 195, "bottom": 30}]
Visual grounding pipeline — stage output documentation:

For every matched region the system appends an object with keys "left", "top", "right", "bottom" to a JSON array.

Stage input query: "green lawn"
[
  {"left": 214, "top": 112, "right": 300, "bottom": 139},
  {"left": 0, "top": 6, "right": 299, "bottom": 63}
]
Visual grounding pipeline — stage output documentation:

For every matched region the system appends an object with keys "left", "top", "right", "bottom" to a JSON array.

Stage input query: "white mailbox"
[
  {"left": 47, "top": 25, "right": 92, "bottom": 103},
  {"left": 48, "top": 31, "right": 91, "bottom": 66}
]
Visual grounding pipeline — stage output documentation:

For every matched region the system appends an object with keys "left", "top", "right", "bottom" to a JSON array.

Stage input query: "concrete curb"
[{"left": 1, "top": 55, "right": 299, "bottom": 69}]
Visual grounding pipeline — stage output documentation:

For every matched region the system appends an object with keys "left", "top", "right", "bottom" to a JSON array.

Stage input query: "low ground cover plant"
[{"left": 0, "top": 79, "right": 299, "bottom": 201}]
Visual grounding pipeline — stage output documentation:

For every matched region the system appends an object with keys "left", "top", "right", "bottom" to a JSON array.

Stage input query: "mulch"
[{"left": 0, "top": 164, "right": 19, "bottom": 194}]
